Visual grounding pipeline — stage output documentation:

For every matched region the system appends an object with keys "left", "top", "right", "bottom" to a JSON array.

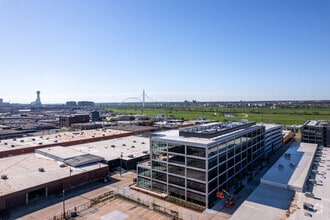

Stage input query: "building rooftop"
[
  {"left": 0, "top": 153, "right": 107, "bottom": 197},
  {"left": 152, "top": 123, "right": 262, "bottom": 148},
  {"left": 230, "top": 184, "right": 294, "bottom": 220},
  {"left": 261, "top": 142, "right": 317, "bottom": 192},
  {"left": 35, "top": 146, "right": 104, "bottom": 167},
  {"left": 258, "top": 123, "right": 282, "bottom": 131},
  {"left": 0, "top": 128, "right": 129, "bottom": 153},
  {"left": 288, "top": 145, "right": 330, "bottom": 220},
  {"left": 179, "top": 121, "right": 256, "bottom": 139},
  {"left": 231, "top": 142, "right": 318, "bottom": 220},
  {"left": 68, "top": 135, "right": 150, "bottom": 161},
  {"left": 305, "top": 120, "right": 330, "bottom": 127}
]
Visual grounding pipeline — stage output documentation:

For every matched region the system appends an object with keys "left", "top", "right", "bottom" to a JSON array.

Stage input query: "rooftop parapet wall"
[{"left": 179, "top": 121, "right": 256, "bottom": 139}]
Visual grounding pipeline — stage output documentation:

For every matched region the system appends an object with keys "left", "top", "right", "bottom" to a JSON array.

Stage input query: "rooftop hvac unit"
[
  {"left": 278, "top": 164, "right": 284, "bottom": 170},
  {"left": 111, "top": 145, "right": 115, "bottom": 148},
  {"left": 142, "top": 151, "right": 149, "bottom": 154},
  {"left": 128, "top": 154, "right": 134, "bottom": 158},
  {"left": 131, "top": 146, "right": 135, "bottom": 148},
  {"left": 38, "top": 167, "right": 45, "bottom": 172},
  {"left": 1, "top": 174, "right": 8, "bottom": 180}
]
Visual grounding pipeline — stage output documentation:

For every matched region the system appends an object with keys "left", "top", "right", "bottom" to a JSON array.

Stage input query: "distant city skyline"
[{"left": 0, "top": 0, "right": 329, "bottom": 104}]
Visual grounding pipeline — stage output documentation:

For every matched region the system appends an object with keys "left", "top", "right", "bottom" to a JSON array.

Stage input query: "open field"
[{"left": 106, "top": 107, "right": 330, "bottom": 125}]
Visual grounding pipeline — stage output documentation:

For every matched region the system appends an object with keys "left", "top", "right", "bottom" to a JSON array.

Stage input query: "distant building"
[
  {"left": 301, "top": 120, "right": 330, "bottom": 147},
  {"left": 66, "top": 101, "right": 77, "bottom": 107},
  {"left": 91, "top": 110, "right": 100, "bottom": 122},
  {"left": 0, "top": 98, "right": 3, "bottom": 104},
  {"left": 137, "top": 121, "right": 265, "bottom": 208},
  {"left": 59, "top": 114, "right": 90, "bottom": 127},
  {"left": 78, "top": 101, "right": 95, "bottom": 107}
]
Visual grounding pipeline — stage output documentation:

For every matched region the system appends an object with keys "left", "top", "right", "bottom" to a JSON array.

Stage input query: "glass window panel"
[
  {"left": 153, "top": 171, "right": 167, "bottom": 182},
  {"left": 168, "top": 164, "right": 185, "bottom": 176},
  {"left": 169, "top": 186, "right": 185, "bottom": 200},
  {"left": 168, "top": 175, "right": 185, "bottom": 187},
  {"left": 168, "top": 154, "right": 185, "bottom": 165},
  {"left": 138, "top": 167, "right": 151, "bottom": 177},
  {"left": 187, "top": 180, "right": 206, "bottom": 192},
  {"left": 187, "top": 157, "right": 205, "bottom": 169},
  {"left": 208, "top": 167, "right": 217, "bottom": 181},
  {"left": 208, "top": 156, "right": 217, "bottom": 169},
  {"left": 208, "top": 145, "right": 218, "bottom": 157},
  {"left": 138, "top": 177, "right": 151, "bottom": 188},
  {"left": 187, "top": 191, "right": 206, "bottom": 206},
  {"left": 168, "top": 143, "right": 185, "bottom": 154},
  {"left": 152, "top": 180, "right": 167, "bottom": 192},
  {"left": 208, "top": 178, "right": 217, "bottom": 192},
  {"left": 187, "top": 168, "right": 205, "bottom": 181},
  {"left": 152, "top": 161, "right": 167, "bottom": 172},
  {"left": 187, "top": 146, "right": 206, "bottom": 158}
]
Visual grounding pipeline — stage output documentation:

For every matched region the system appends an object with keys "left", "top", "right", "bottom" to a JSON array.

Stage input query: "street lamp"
[
  {"left": 63, "top": 167, "right": 72, "bottom": 219},
  {"left": 120, "top": 152, "right": 123, "bottom": 176},
  {"left": 62, "top": 187, "right": 66, "bottom": 219}
]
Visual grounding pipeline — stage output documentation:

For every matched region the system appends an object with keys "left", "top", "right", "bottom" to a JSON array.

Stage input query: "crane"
[{"left": 216, "top": 188, "right": 235, "bottom": 208}]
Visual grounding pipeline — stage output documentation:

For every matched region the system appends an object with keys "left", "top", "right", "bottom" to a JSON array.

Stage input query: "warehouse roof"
[
  {"left": 68, "top": 135, "right": 150, "bottom": 161},
  {"left": 0, "top": 128, "right": 128, "bottom": 153},
  {"left": 0, "top": 153, "right": 107, "bottom": 197}
]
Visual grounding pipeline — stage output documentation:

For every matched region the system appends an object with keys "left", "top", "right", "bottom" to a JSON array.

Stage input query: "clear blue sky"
[{"left": 0, "top": 0, "right": 329, "bottom": 104}]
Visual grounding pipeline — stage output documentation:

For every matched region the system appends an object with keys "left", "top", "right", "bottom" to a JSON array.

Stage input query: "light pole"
[
  {"left": 120, "top": 152, "right": 123, "bottom": 176},
  {"left": 62, "top": 187, "right": 66, "bottom": 219}
]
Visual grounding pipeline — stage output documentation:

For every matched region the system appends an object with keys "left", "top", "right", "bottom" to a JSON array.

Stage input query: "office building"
[
  {"left": 137, "top": 121, "right": 265, "bottom": 208},
  {"left": 261, "top": 123, "right": 283, "bottom": 159},
  {"left": 59, "top": 114, "right": 90, "bottom": 127},
  {"left": 301, "top": 120, "right": 330, "bottom": 147}
]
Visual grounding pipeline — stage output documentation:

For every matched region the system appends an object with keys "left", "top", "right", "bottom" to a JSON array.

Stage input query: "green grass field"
[{"left": 105, "top": 106, "right": 330, "bottom": 125}]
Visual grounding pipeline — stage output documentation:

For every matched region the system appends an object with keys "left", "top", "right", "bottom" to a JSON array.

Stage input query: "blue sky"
[{"left": 0, "top": 0, "right": 329, "bottom": 104}]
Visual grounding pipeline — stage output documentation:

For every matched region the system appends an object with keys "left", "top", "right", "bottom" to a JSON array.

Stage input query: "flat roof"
[
  {"left": 152, "top": 125, "right": 262, "bottom": 148},
  {"left": 288, "top": 145, "right": 330, "bottom": 220},
  {"left": 305, "top": 120, "right": 330, "bottom": 127},
  {"left": 68, "top": 135, "right": 150, "bottom": 161},
  {"left": 257, "top": 123, "right": 282, "bottom": 131},
  {"left": 179, "top": 121, "right": 256, "bottom": 138},
  {"left": 0, "top": 153, "right": 108, "bottom": 197},
  {"left": 231, "top": 142, "right": 317, "bottom": 220},
  {"left": 0, "top": 128, "right": 129, "bottom": 153},
  {"left": 230, "top": 184, "right": 294, "bottom": 220},
  {"left": 261, "top": 142, "right": 317, "bottom": 191},
  {"left": 36, "top": 146, "right": 104, "bottom": 167}
]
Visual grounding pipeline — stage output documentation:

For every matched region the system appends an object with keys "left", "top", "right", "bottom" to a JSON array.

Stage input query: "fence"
[
  {"left": 109, "top": 185, "right": 200, "bottom": 220},
  {"left": 45, "top": 186, "right": 201, "bottom": 220}
]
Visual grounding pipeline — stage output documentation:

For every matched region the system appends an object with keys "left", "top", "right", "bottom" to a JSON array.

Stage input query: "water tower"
[{"left": 33, "top": 90, "right": 42, "bottom": 106}]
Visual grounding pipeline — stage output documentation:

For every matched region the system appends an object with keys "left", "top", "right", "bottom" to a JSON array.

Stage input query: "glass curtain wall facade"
[
  {"left": 137, "top": 125, "right": 265, "bottom": 208},
  {"left": 263, "top": 124, "right": 283, "bottom": 159}
]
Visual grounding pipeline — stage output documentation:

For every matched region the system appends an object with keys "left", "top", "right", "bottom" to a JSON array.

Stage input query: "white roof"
[
  {"left": 68, "top": 135, "right": 150, "bottom": 160},
  {"left": 261, "top": 142, "right": 317, "bottom": 191},
  {"left": 0, "top": 153, "right": 107, "bottom": 196},
  {"left": 231, "top": 184, "right": 294, "bottom": 220}
]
